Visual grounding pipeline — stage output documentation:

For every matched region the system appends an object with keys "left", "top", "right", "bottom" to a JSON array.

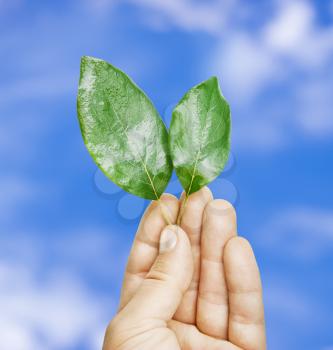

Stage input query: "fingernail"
[{"left": 159, "top": 228, "right": 177, "bottom": 253}]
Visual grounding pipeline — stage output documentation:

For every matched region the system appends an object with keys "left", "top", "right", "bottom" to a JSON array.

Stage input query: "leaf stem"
[
  {"left": 177, "top": 193, "right": 189, "bottom": 226},
  {"left": 158, "top": 199, "right": 172, "bottom": 226}
]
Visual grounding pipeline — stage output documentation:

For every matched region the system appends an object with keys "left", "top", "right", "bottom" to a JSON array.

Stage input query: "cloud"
[
  {"left": 127, "top": 0, "right": 333, "bottom": 68},
  {"left": 0, "top": 226, "right": 123, "bottom": 350},
  {"left": 131, "top": 0, "right": 231, "bottom": 34},
  {"left": 0, "top": 74, "right": 76, "bottom": 105},
  {"left": 263, "top": 1, "right": 333, "bottom": 69},
  {"left": 4, "top": 0, "right": 332, "bottom": 154},
  {"left": 263, "top": 1, "right": 314, "bottom": 56},
  {"left": 214, "top": 33, "right": 281, "bottom": 101},
  {"left": 294, "top": 75, "right": 333, "bottom": 136},
  {"left": 107, "top": 0, "right": 333, "bottom": 153},
  {"left": 116, "top": 0, "right": 333, "bottom": 149},
  {"left": 208, "top": 0, "right": 333, "bottom": 150},
  {"left": 213, "top": 1, "right": 333, "bottom": 95},
  {"left": 256, "top": 207, "right": 333, "bottom": 260},
  {"left": 121, "top": 0, "right": 333, "bottom": 70},
  {"left": 85, "top": 0, "right": 238, "bottom": 34},
  {"left": 0, "top": 225, "right": 128, "bottom": 283},
  {"left": 0, "top": 261, "right": 111, "bottom": 350}
]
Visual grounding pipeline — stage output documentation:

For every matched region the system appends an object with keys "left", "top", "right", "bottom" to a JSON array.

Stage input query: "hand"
[{"left": 103, "top": 187, "right": 266, "bottom": 350}]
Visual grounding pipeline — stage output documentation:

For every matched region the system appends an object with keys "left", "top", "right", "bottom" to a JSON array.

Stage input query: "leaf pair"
[{"left": 77, "top": 56, "right": 231, "bottom": 200}]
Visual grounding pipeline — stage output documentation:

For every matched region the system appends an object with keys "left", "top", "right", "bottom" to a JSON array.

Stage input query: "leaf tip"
[
  {"left": 80, "top": 55, "right": 90, "bottom": 66},
  {"left": 209, "top": 75, "right": 219, "bottom": 81},
  {"left": 209, "top": 76, "right": 229, "bottom": 102},
  {"left": 80, "top": 55, "right": 105, "bottom": 66},
  {"left": 207, "top": 75, "right": 220, "bottom": 87}
]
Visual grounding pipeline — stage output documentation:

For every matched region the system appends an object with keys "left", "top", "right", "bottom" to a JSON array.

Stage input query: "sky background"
[{"left": 1, "top": 0, "right": 333, "bottom": 349}]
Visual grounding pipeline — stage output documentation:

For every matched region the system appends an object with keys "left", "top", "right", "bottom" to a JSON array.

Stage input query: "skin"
[{"left": 103, "top": 187, "right": 266, "bottom": 350}]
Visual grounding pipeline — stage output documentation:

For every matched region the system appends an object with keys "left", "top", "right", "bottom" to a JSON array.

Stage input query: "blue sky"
[{"left": 1, "top": 0, "right": 333, "bottom": 349}]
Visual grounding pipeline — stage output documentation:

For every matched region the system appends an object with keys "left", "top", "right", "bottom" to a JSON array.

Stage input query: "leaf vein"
[{"left": 109, "top": 101, "right": 159, "bottom": 199}]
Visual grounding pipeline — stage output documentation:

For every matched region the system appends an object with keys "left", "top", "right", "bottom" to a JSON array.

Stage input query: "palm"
[{"left": 110, "top": 188, "right": 265, "bottom": 350}]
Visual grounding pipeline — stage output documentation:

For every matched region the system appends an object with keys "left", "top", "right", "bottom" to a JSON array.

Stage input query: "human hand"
[{"left": 103, "top": 187, "right": 266, "bottom": 350}]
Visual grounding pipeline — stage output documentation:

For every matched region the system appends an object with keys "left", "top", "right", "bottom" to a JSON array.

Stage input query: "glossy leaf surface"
[
  {"left": 169, "top": 77, "right": 231, "bottom": 195},
  {"left": 77, "top": 56, "right": 172, "bottom": 199}
]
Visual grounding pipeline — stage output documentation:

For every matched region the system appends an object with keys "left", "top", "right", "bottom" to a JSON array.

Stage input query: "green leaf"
[
  {"left": 77, "top": 56, "right": 172, "bottom": 200},
  {"left": 169, "top": 77, "right": 231, "bottom": 196}
]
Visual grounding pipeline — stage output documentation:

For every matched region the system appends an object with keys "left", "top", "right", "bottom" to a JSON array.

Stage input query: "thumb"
[{"left": 121, "top": 225, "right": 193, "bottom": 322}]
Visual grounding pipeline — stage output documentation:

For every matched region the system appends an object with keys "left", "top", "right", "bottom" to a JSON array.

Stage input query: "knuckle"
[
  {"left": 190, "top": 187, "right": 213, "bottom": 203},
  {"left": 146, "top": 268, "right": 184, "bottom": 294},
  {"left": 226, "top": 236, "right": 251, "bottom": 251},
  {"left": 103, "top": 319, "right": 119, "bottom": 349},
  {"left": 106, "top": 315, "right": 122, "bottom": 336},
  {"left": 233, "top": 236, "right": 250, "bottom": 246},
  {"left": 160, "top": 192, "right": 178, "bottom": 202},
  {"left": 237, "top": 236, "right": 250, "bottom": 245},
  {"left": 205, "top": 199, "right": 236, "bottom": 218},
  {"left": 104, "top": 313, "right": 135, "bottom": 350}
]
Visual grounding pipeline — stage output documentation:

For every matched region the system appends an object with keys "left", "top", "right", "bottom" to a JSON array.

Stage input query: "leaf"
[
  {"left": 77, "top": 56, "right": 172, "bottom": 200},
  {"left": 169, "top": 76, "right": 231, "bottom": 196}
]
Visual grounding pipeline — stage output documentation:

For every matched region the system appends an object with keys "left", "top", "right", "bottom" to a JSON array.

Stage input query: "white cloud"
[
  {"left": 0, "top": 226, "right": 127, "bottom": 284},
  {"left": 0, "top": 227, "right": 123, "bottom": 350},
  {"left": 214, "top": 33, "right": 281, "bottom": 101},
  {"left": 213, "top": 1, "right": 333, "bottom": 97},
  {"left": 256, "top": 207, "right": 333, "bottom": 259},
  {"left": 208, "top": 0, "right": 333, "bottom": 149},
  {"left": 131, "top": 0, "right": 333, "bottom": 148},
  {"left": 50, "top": 228, "right": 128, "bottom": 280},
  {"left": 263, "top": 1, "right": 314, "bottom": 55},
  {"left": 120, "top": 0, "right": 333, "bottom": 70},
  {"left": 0, "top": 262, "right": 110, "bottom": 350},
  {"left": 92, "top": 0, "right": 238, "bottom": 34},
  {"left": 0, "top": 320, "right": 39, "bottom": 350},
  {"left": 295, "top": 76, "right": 333, "bottom": 136},
  {"left": 2, "top": 0, "right": 332, "bottom": 153},
  {"left": 131, "top": 0, "right": 227, "bottom": 34},
  {"left": 263, "top": 1, "right": 333, "bottom": 68},
  {"left": 0, "top": 73, "right": 76, "bottom": 104}
]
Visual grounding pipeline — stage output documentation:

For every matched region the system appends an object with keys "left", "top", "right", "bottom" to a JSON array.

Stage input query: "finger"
[
  {"left": 224, "top": 237, "right": 266, "bottom": 350},
  {"left": 174, "top": 186, "right": 213, "bottom": 324},
  {"left": 119, "top": 194, "right": 179, "bottom": 310},
  {"left": 119, "top": 225, "right": 193, "bottom": 322},
  {"left": 197, "top": 199, "right": 237, "bottom": 339},
  {"left": 168, "top": 320, "right": 242, "bottom": 350}
]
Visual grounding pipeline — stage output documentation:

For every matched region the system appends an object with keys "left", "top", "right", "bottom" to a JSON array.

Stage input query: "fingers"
[
  {"left": 119, "top": 194, "right": 179, "bottom": 310},
  {"left": 224, "top": 237, "right": 266, "bottom": 350},
  {"left": 118, "top": 225, "right": 193, "bottom": 322},
  {"left": 197, "top": 199, "right": 237, "bottom": 339},
  {"left": 168, "top": 320, "right": 242, "bottom": 350},
  {"left": 174, "top": 187, "right": 213, "bottom": 324}
]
